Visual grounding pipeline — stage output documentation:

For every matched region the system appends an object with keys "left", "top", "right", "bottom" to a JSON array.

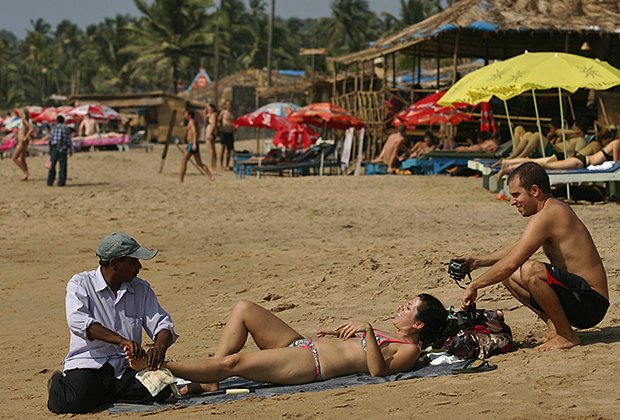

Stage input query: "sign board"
[{"left": 299, "top": 48, "right": 328, "bottom": 56}]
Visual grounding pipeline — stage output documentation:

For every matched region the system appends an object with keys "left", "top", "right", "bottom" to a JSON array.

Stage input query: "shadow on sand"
[
  {"left": 516, "top": 325, "right": 620, "bottom": 350},
  {"left": 59, "top": 182, "right": 111, "bottom": 188}
]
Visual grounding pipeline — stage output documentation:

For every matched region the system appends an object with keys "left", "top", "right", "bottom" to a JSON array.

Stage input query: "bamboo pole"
[
  {"left": 503, "top": 100, "right": 515, "bottom": 145},
  {"left": 436, "top": 37, "right": 441, "bottom": 88},
  {"left": 558, "top": 87, "right": 571, "bottom": 200},
  {"left": 451, "top": 32, "right": 460, "bottom": 85},
  {"left": 332, "top": 63, "right": 337, "bottom": 98},
  {"left": 531, "top": 90, "right": 546, "bottom": 157}
]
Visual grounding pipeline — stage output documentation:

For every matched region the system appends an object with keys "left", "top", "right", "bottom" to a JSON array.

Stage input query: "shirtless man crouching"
[{"left": 455, "top": 162, "right": 609, "bottom": 351}]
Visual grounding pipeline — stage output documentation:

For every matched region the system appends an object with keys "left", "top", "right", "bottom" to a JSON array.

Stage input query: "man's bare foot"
[
  {"left": 179, "top": 382, "right": 219, "bottom": 395},
  {"left": 123, "top": 346, "right": 148, "bottom": 371},
  {"left": 535, "top": 334, "right": 580, "bottom": 351},
  {"left": 208, "top": 175, "right": 215, "bottom": 181},
  {"left": 20, "top": 173, "right": 29, "bottom": 181}
]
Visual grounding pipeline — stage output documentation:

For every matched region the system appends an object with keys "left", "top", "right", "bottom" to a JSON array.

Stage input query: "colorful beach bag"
[{"left": 443, "top": 305, "right": 513, "bottom": 359}]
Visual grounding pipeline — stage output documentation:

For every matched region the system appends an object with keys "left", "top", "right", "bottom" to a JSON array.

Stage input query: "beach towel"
[{"left": 109, "top": 355, "right": 468, "bottom": 414}]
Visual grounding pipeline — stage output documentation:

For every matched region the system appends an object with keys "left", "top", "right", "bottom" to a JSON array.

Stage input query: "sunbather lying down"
[
  {"left": 125, "top": 295, "right": 447, "bottom": 395},
  {"left": 73, "top": 131, "right": 126, "bottom": 141},
  {"left": 495, "top": 139, "right": 620, "bottom": 179}
]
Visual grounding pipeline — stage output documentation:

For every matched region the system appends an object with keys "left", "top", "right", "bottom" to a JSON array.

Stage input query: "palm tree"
[
  {"left": 235, "top": 0, "right": 268, "bottom": 69},
  {"left": 21, "top": 18, "right": 55, "bottom": 103},
  {"left": 0, "top": 33, "right": 23, "bottom": 108},
  {"left": 399, "top": 0, "right": 440, "bottom": 27},
  {"left": 326, "top": 0, "right": 381, "bottom": 55},
  {"left": 87, "top": 15, "right": 136, "bottom": 92},
  {"left": 123, "top": 0, "right": 215, "bottom": 92},
  {"left": 51, "top": 20, "right": 87, "bottom": 95}
]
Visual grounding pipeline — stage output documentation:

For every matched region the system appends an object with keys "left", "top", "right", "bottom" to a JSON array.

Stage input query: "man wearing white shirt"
[{"left": 47, "top": 233, "right": 178, "bottom": 414}]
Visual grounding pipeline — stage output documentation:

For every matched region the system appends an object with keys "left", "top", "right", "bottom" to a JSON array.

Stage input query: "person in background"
[
  {"left": 218, "top": 100, "right": 235, "bottom": 171},
  {"left": 180, "top": 109, "right": 214, "bottom": 183},
  {"left": 47, "top": 115, "right": 72, "bottom": 187},
  {"left": 204, "top": 103, "right": 218, "bottom": 171},
  {"left": 12, "top": 108, "right": 33, "bottom": 181}
]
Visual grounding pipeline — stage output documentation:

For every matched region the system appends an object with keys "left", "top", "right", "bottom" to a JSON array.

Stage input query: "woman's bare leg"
[
  {"left": 520, "top": 133, "right": 546, "bottom": 158},
  {"left": 540, "top": 157, "right": 583, "bottom": 170},
  {"left": 127, "top": 347, "right": 318, "bottom": 386},
  {"left": 182, "top": 300, "right": 304, "bottom": 394},
  {"left": 11, "top": 143, "right": 29, "bottom": 180},
  {"left": 609, "top": 139, "right": 620, "bottom": 162},
  {"left": 219, "top": 144, "right": 226, "bottom": 170},
  {"left": 214, "top": 300, "right": 303, "bottom": 356},
  {"left": 207, "top": 139, "right": 217, "bottom": 170}
]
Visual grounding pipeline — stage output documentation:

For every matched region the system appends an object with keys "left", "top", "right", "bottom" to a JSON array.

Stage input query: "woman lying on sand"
[
  {"left": 125, "top": 295, "right": 447, "bottom": 395},
  {"left": 495, "top": 139, "right": 619, "bottom": 180}
]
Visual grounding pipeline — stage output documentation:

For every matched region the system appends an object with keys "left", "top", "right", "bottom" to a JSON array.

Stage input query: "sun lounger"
[
  {"left": 233, "top": 152, "right": 255, "bottom": 178},
  {"left": 0, "top": 138, "right": 17, "bottom": 158},
  {"left": 127, "top": 131, "right": 154, "bottom": 152},
  {"left": 363, "top": 162, "right": 388, "bottom": 175},
  {"left": 80, "top": 135, "right": 130, "bottom": 151},
  {"left": 241, "top": 144, "right": 338, "bottom": 178},
  {"left": 547, "top": 161, "right": 620, "bottom": 200}
]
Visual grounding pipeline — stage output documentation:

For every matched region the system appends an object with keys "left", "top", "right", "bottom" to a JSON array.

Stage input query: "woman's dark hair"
[{"left": 416, "top": 293, "right": 447, "bottom": 346}]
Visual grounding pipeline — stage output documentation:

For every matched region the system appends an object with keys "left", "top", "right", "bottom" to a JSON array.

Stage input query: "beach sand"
[{"left": 1, "top": 145, "right": 618, "bottom": 419}]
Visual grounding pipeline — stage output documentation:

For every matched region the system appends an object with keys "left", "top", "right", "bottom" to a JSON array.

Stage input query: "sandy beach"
[{"left": 1, "top": 145, "right": 618, "bottom": 419}]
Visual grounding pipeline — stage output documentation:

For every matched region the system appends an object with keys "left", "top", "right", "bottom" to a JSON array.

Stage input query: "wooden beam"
[
  {"left": 392, "top": 53, "right": 396, "bottom": 88},
  {"left": 436, "top": 36, "right": 441, "bottom": 88},
  {"left": 332, "top": 62, "right": 337, "bottom": 98},
  {"left": 451, "top": 32, "right": 460, "bottom": 85}
]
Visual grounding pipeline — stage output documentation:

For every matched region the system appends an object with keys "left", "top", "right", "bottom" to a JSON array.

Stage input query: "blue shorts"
[
  {"left": 530, "top": 264, "right": 609, "bottom": 329},
  {"left": 187, "top": 143, "right": 199, "bottom": 154}
]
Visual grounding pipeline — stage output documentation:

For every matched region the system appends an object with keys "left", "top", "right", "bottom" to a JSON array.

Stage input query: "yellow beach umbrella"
[
  {"left": 473, "top": 52, "right": 620, "bottom": 101},
  {"left": 438, "top": 61, "right": 503, "bottom": 105},
  {"left": 441, "top": 52, "right": 620, "bottom": 163},
  {"left": 439, "top": 60, "right": 518, "bottom": 144}
]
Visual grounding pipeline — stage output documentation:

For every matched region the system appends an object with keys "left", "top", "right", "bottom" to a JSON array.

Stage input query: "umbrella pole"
[
  {"left": 257, "top": 129, "right": 262, "bottom": 179},
  {"left": 558, "top": 88, "right": 571, "bottom": 201},
  {"left": 255, "top": 128, "right": 260, "bottom": 156},
  {"left": 502, "top": 100, "right": 515, "bottom": 146},
  {"left": 531, "top": 90, "right": 546, "bottom": 157}
]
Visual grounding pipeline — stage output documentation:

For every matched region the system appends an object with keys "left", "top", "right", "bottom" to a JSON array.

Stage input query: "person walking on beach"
[
  {"left": 47, "top": 232, "right": 178, "bottom": 414},
  {"left": 454, "top": 162, "right": 608, "bottom": 351},
  {"left": 204, "top": 103, "right": 218, "bottom": 171},
  {"left": 218, "top": 100, "right": 235, "bottom": 171},
  {"left": 47, "top": 115, "right": 72, "bottom": 187},
  {"left": 12, "top": 108, "right": 33, "bottom": 181},
  {"left": 180, "top": 109, "right": 214, "bottom": 183}
]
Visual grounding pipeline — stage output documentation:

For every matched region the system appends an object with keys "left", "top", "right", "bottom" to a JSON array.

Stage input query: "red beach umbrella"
[
  {"left": 32, "top": 106, "right": 76, "bottom": 124},
  {"left": 233, "top": 111, "right": 292, "bottom": 131},
  {"left": 288, "top": 102, "right": 364, "bottom": 130},
  {"left": 68, "top": 104, "right": 121, "bottom": 121},
  {"left": 393, "top": 91, "right": 471, "bottom": 128}
]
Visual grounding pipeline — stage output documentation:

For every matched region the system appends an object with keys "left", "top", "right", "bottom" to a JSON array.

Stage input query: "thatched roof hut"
[{"left": 331, "top": 0, "right": 620, "bottom": 65}]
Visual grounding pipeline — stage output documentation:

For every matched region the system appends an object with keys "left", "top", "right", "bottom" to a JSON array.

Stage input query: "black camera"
[{"left": 448, "top": 259, "right": 472, "bottom": 289}]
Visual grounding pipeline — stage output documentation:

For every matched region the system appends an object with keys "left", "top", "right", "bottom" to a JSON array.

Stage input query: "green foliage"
[{"left": 0, "top": 0, "right": 445, "bottom": 109}]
